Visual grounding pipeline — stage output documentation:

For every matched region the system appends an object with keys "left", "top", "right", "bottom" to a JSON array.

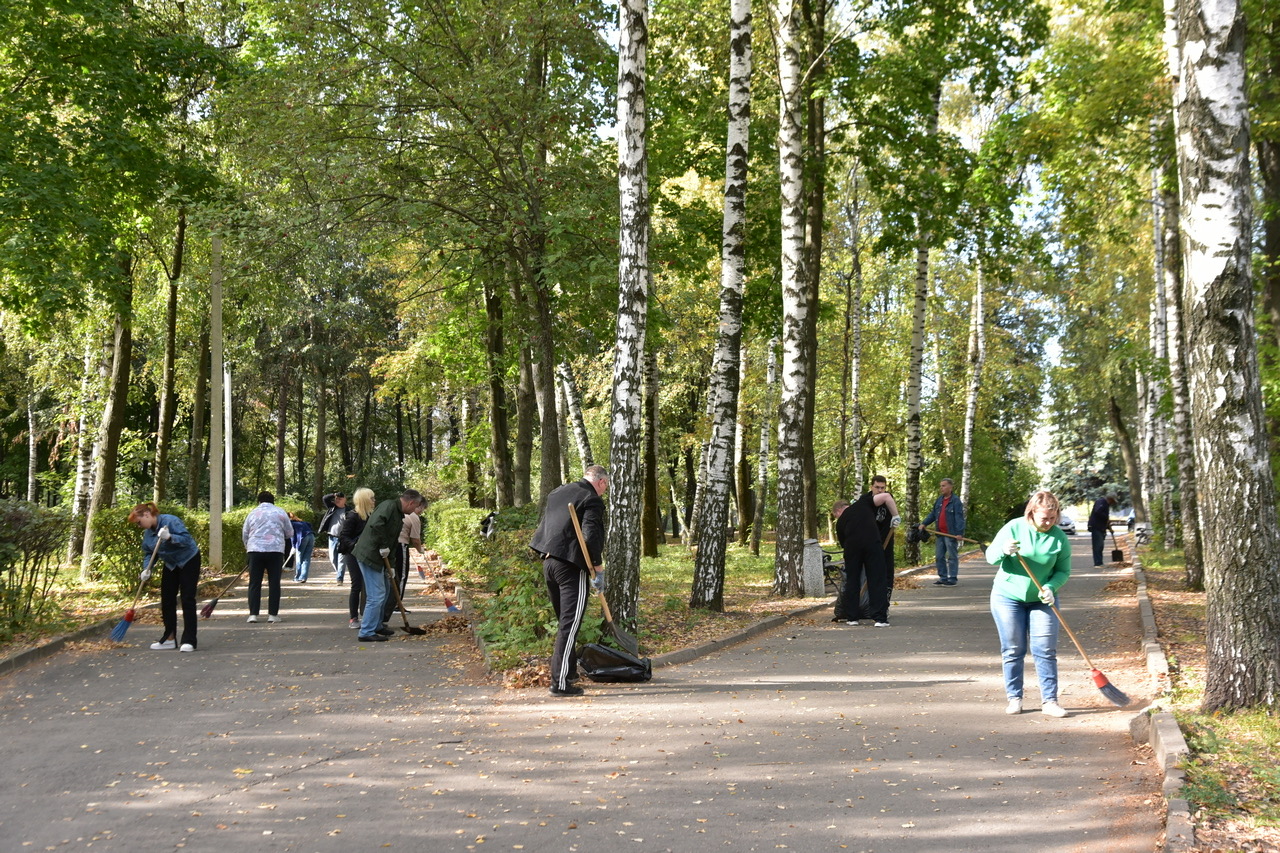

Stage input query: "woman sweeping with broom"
[
  {"left": 127, "top": 502, "right": 202, "bottom": 652},
  {"left": 985, "top": 490, "right": 1072, "bottom": 718}
]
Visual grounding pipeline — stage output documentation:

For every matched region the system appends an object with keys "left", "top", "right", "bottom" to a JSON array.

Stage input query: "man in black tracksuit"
[{"left": 529, "top": 465, "right": 609, "bottom": 697}]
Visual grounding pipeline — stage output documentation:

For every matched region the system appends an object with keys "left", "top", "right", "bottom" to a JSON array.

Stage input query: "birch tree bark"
[
  {"left": 558, "top": 360, "right": 594, "bottom": 468},
  {"left": 1177, "top": 0, "right": 1280, "bottom": 710},
  {"left": 604, "top": 0, "right": 650, "bottom": 629},
  {"left": 692, "top": 0, "right": 752, "bottom": 610},
  {"left": 1161, "top": 184, "right": 1203, "bottom": 587},
  {"left": 773, "top": 0, "right": 809, "bottom": 596},
  {"left": 751, "top": 338, "right": 777, "bottom": 557},
  {"left": 960, "top": 261, "right": 986, "bottom": 509},
  {"left": 69, "top": 341, "right": 97, "bottom": 569}
]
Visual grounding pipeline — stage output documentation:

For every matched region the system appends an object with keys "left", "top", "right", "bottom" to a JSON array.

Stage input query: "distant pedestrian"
[
  {"left": 985, "top": 489, "right": 1072, "bottom": 718},
  {"left": 242, "top": 491, "right": 292, "bottom": 624},
  {"left": 918, "top": 477, "right": 966, "bottom": 585},
  {"left": 318, "top": 492, "right": 348, "bottom": 582},
  {"left": 287, "top": 512, "right": 315, "bottom": 583},
  {"left": 337, "top": 488, "right": 374, "bottom": 629},
  {"left": 1087, "top": 494, "right": 1117, "bottom": 567},
  {"left": 127, "top": 502, "right": 201, "bottom": 652},
  {"left": 353, "top": 489, "right": 425, "bottom": 643},
  {"left": 530, "top": 465, "right": 609, "bottom": 696}
]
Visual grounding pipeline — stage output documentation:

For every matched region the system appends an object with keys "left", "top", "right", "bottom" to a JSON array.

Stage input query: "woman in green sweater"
[{"left": 985, "top": 490, "right": 1072, "bottom": 718}]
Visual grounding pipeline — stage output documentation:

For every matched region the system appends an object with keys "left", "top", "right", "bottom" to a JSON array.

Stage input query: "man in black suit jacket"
[{"left": 530, "top": 464, "right": 609, "bottom": 696}]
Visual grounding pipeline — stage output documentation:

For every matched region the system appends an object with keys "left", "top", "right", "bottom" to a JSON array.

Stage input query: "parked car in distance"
[{"left": 1057, "top": 513, "right": 1076, "bottom": 535}]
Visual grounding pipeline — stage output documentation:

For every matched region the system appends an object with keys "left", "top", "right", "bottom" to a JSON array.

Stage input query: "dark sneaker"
[
  {"left": 375, "top": 627, "right": 395, "bottom": 637},
  {"left": 933, "top": 580, "right": 947, "bottom": 585},
  {"left": 358, "top": 634, "right": 388, "bottom": 642},
  {"left": 549, "top": 685, "right": 585, "bottom": 697}
]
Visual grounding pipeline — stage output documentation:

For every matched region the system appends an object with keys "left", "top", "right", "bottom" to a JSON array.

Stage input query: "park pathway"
[{"left": 0, "top": 537, "right": 1161, "bottom": 852}]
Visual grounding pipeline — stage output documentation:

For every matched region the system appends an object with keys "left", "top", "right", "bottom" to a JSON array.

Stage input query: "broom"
[
  {"left": 110, "top": 533, "right": 165, "bottom": 641},
  {"left": 199, "top": 565, "right": 248, "bottom": 619},
  {"left": 926, "top": 527, "right": 1132, "bottom": 707},
  {"left": 421, "top": 550, "right": 460, "bottom": 612}
]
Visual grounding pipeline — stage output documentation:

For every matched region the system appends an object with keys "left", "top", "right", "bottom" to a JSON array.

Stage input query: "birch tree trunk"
[
  {"left": 69, "top": 341, "right": 97, "bottom": 569},
  {"left": 604, "top": 0, "right": 650, "bottom": 629},
  {"left": 960, "top": 262, "right": 986, "bottom": 509},
  {"left": 800, "top": 0, "right": 826, "bottom": 542},
  {"left": 1162, "top": 185, "right": 1203, "bottom": 587},
  {"left": 735, "top": 347, "right": 753, "bottom": 546},
  {"left": 841, "top": 167, "right": 865, "bottom": 498},
  {"left": 26, "top": 389, "right": 39, "bottom": 502},
  {"left": 643, "top": 341, "right": 661, "bottom": 557},
  {"left": 692, "top": 0, "right": 751, "bottom": 610},
  {"left": 773, "top": 0, "right": 809, "bottom": 596},
  {"left": 751, "top": 338, "right": 776, "bottom": 556},
  {"left": 1177, "top": 0, "right": 1280, "bottom": 710},
  {"left": 558, "top": 360, "right": 593, "bottom": 468}
]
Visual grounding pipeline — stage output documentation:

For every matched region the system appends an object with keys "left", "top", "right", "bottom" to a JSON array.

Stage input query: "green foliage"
[{"left": 0, "top": 500, "right": 68, "bottom": 641}]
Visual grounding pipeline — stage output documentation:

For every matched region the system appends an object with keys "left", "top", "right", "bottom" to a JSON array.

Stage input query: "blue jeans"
[
  {"left": 329, "top": 535, "right": 343, "bottom": 581},
  {"left": 357, "top": 559, "right": 388, "bottom": 638},
  {"left": 294, "top": 532, "right": 315, "bottom": 582},
  {"left": 935, "top": 536, "right": 959, "bottom": 582},
  {"left": 990, "top": 589, "right": 1060, "bottom": 701}
]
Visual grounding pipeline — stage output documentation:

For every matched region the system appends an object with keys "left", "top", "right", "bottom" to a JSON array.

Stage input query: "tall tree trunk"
[
  {"left": 26, "top": 387, "right": 39, "bottom": 503},
  {"left": 297, "top": 379, "right": 308, "bottom": 490},
  {"left": 605, "top": 0, "right": 650, "bottom": 630},
  {"left": 558, "top": 360, "right": 594, "bottom": 468},
  {"left": 751, "top": 338, "right": 777, "bottom": 556},
  {"left": 960, "top": 260, "right": 986, "bottom": 509},
  {"left": 642, "top": 343, "right": 661, "bottom": 557},
  {"left": 312, "top": 382, "right": 327, "bottom": 511},
  {"left": 693, "top": 0, "right": 751, "bottom": 610},
  {"left": 485, "top": 279, "right": 514, "bottom": 509},
  {"left": 1177, "top": 0, "right": 1280, "bottom": 710},
  {"left": 903, "top": 84, "right": 941, "bottom": 565},
  {"left": 337, "top": 385, "right": 352, "bottom": 475},
  {"left": 274, "top": 372, "right": 289, "bottom": 496},
  {"left": 514, "top": 345, "right": 534, "bottom": 506},
  {"left": 735, "top": 349, "right": 754, "bottom": 546},
  {"left": 800, "top": 0, "right": 826, "bottom": 542},
  {"left": 1109, "top": 396, "right": 1149, "bottom": 539},
  {"left": 81, "top": 258, "right": 134, "bottom": 574},
  {"left": 1162, "top": 185, "right": 1203, "bottom": 587},
  {"left": 186, "top": 325, "right": 209, "bottom": 508},
  {"left": 773, "top": 0, "right": 809, "bottom": 596},
  {"left": 154, "top": 208, "right": 185, "bottom": 504},
  {"left": 69, "top": 340, "right": 98, "bottom": 568},
  {"left": 846, "top": 168, "right": 865, "bottom": 496}
]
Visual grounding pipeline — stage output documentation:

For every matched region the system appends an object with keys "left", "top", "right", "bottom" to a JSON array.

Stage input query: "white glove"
[
  {"left": 890, "top": 516, "right": 901, "bottom": 529},
  {"left": 1003, "top": 539, "right": 1021, "bottom": 556},
  {"left": 140, "top": 568, "right": 152, "bottom": 584},
  {"left": 379, "top": 547, "right": 391, "bottom": 558},
  {"left": 157, "top": 527, "right": 171, "bottom": 541},
  {"left": 1039, "top": 586, "right": 1055, "bottom": 606}
]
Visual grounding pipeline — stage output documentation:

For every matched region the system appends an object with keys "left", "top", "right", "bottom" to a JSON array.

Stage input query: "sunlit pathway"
[{"left": 0, "top": 540, "right": 1159, "bottom": 852}]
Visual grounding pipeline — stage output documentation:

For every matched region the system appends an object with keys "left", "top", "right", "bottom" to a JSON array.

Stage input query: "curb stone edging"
[{"left": 1127, "top": 555, "right": 1196, "bottom": 852}]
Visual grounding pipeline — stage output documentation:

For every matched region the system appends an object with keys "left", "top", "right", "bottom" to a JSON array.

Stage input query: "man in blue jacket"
[{"left": 918, "top": 477, "right": 966, "bottom": 585}]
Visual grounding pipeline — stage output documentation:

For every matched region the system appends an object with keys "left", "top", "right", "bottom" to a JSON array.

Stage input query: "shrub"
[{"left": 0, "top": 501, "right": 70, "bottom": 641}]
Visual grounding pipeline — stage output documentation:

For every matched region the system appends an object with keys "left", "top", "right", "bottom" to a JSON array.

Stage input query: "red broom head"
[
  {"left": 1090, "top": 668, "right": 1132, "bottom": 707},
  {"left": 123, "top": 608, "right": 136, "bottom": 623}
]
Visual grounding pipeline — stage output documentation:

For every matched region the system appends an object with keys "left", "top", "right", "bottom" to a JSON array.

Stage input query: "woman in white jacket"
[{"left": 242, "top": 491, "right": 293, "bottom": 623}]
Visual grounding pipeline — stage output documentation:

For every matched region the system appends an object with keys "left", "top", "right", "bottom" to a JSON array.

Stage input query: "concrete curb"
[{"left": 1127, "top": 552, "right": 1195, "bottom": 853}]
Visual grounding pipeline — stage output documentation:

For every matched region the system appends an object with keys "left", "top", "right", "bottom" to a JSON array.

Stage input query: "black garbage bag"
[{"left": 579, "top": 642, "right": 653, "bottom": 683}]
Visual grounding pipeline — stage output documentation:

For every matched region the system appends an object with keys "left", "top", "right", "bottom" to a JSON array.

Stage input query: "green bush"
[{"left": 0, "top": 500, "right": 68, "bottom": 641}]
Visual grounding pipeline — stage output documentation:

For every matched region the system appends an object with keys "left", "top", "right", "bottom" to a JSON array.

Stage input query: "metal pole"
[{"left": 209, "top": 233, "right": 224, "bottom": 571}]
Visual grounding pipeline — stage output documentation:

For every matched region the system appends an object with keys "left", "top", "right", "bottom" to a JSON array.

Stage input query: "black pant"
[
  {"left": 160, "top": 552, "right": 201, "bottom": 647},
  {"left": 1090, "top": 529, "right": 1106, "bottom": 566},
  {"left": 383, "top": 544, "right": 409, "bottom": 622},
  {"left": 247, "top": 551, "right": 284, "bottom": 617},
  {"left": 342, "top": 553, "right": 365, "bottom": 619},
  {"left": 544, "top": 556, "right": 589, "bottom": 691},
  {"left": 838, "top": 543, "right": 889, "bottom": 623}
]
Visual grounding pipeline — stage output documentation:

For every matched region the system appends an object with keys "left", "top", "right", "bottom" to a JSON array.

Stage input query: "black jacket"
[
  {"left": 529, "top": 479, "right": 606, "bottom": 570},
  {"left": 337, "top": 511, "right": 367, "bottom": 556}
]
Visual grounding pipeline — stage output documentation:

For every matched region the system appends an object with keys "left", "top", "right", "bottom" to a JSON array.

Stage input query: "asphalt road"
[{"left": 0, "top": 536, "right": 1160, "bottom": 852}]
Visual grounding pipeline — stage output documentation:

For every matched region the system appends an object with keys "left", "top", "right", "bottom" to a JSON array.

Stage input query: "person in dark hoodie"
[
  {"left": 352, "top": 489, "right": 424, "bottom": 643},
  {"left": 529, "top": 465, "right": 609, "bottom": 697},
  {"left": 318, "top": 492, "right": 348, "bottom": 582}
]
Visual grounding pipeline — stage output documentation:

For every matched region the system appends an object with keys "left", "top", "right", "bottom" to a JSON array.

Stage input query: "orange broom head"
[{"left": 1090, "top": 669, "right": 1108, "bottom": 688}]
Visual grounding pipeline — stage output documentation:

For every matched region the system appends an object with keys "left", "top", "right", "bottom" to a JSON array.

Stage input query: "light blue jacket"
[
  {"left": 142, "top": 514, "right": 200, "bottom": 571},
  {"left": 922, "top": 493, "right": 966, "bottom": 536}
]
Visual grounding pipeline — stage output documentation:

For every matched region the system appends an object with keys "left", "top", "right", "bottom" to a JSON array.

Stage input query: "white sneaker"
[
  {"left": 1005, "top": 698, "right": 1023, "bottom": 715},
  {"left": 1041, "top": 701, "right": 1069, "bottom": 718},
  {"left": 267, "top": 615, "right": 283, "bottom": 623},
  {"left": 873, "top": 621, "right": 891, "bottom": 627},
  {"left": 845, "top": 619, "right": 861, "bottom": 625},
  {"left": 246, "top": 615, "right": 259, "bottom": 623},
  {"left": 149, "top": 639, "right": 176, "bottom": 650},
  {"left": 179, "top": 643, "right": 195, "bottom": 653}
]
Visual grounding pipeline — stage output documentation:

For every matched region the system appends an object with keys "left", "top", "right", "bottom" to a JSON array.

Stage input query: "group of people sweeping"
[{"left": 125, "top": 487, "right": 427, "bottom": 652}]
